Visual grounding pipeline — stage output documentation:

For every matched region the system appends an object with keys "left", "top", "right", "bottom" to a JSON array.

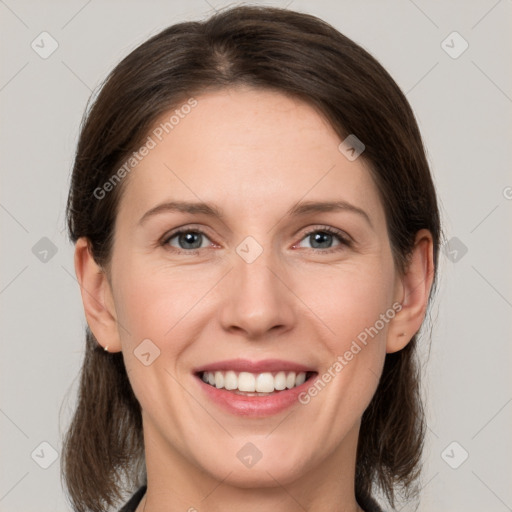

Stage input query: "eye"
[
  {"left": 160, "top": 225, "right": 351, "bottom": 255},
  {"left": 294, "top": 226, "right": 351, "bottom": 253},
  {"left": 162, "top": 228, "right": 213, "bottom": 252}
]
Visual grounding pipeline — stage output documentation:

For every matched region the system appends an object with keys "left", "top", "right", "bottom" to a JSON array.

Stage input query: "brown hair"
[{"left": 62, "top": 5, "right": 441, "bottom": 511}]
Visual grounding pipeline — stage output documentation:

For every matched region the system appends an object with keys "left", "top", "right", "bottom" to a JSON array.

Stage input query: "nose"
[{"left": 218, "top": 243, "right": 296, "bottom": 340}]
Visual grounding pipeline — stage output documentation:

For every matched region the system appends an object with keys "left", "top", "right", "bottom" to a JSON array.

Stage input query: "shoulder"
[
  {"left": 357, "top": 492, "right": 386, "bottom": 512},
  {"left": 118, "top": 485, "right": 147, "bottom": 512}
]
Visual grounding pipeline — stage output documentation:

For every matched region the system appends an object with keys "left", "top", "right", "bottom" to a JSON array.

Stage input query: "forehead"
[{"left": 117, "top": 86, "right": 385, "bottom": 228}]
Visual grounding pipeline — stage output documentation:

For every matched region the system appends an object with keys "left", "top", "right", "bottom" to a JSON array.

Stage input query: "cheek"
[
  {"left": 111, "top": 258, "right": 223, "bottom": 394},
  {"left": 113, "top": 260, "right": 207, "bottom": 340},
  {"left": 295, "top": 258, "right": 395, "bottom": 412},
  {"left": 111, "top": 261, "right": 210, "bottom": 430},
  {"left": 299, "top": 258, "right": 396, "bottom": 344}
]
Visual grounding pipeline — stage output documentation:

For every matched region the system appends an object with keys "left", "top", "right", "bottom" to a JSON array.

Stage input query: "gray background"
[{"left": 1, "top": 0, "right": 511, "bottom": 511}]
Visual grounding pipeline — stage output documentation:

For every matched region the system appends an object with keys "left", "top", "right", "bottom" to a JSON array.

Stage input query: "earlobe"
[
  {"left": 74, "top": 237, "right": 122, "bottom": 353},
  {"left": 386, "top": 229, "right": 435, "bottom": 353}
]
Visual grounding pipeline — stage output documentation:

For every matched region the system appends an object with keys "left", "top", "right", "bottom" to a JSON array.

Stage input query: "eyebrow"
[{"left": 138, "top": 199, "right": 372, "bottom": 228}]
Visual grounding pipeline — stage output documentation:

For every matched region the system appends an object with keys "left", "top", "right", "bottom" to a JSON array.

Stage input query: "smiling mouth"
[{"left": 196, "top": 370, "right": 317, "bottom": 396}]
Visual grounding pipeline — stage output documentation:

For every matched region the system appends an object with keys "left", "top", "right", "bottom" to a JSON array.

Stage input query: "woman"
[{"left": 62, "top": 5, "right": 441, "bottom": 512}]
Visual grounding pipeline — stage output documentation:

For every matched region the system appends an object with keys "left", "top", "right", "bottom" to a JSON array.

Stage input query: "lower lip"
[{"left": 195, "top": 373, "right": 318, "bottom": 417}]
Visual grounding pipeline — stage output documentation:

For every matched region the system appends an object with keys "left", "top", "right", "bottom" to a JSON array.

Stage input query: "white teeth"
[
  {"left": 214, "top": 371, "right": 224, "bottom": 389},
  {"left": 200, "top": 370, "right": 310, "bottom": 393},
  {"left": 256, "top": 372, "right": 274, "bottom": 393},
  {"left": 295, "top": 372, "right": 306, "bottom": 386},
  {"left": 238, "top": 372, "right": 256, "bottom": 392},
  {"left": 224, "top": 371, "right": 237, "bottom": 390},
  {"left": 286, "top": 372, "right": 296, "bottom": 389},
  {"left": 274, "top": 371, "right": 287, "bottom": 390}
]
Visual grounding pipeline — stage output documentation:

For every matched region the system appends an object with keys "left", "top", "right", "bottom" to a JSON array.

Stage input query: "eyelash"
[{"left": 160, "top": 225, "right": 352, "bottom": 255}]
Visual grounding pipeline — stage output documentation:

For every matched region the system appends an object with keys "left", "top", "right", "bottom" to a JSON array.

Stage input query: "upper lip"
[{"left": 194, "top": 358, "right": 317, "bottom": 374}]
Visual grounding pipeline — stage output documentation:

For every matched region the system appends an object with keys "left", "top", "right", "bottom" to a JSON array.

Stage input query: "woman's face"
[{"left": 107, "top": 86, "right": 403, "bottom": 487}]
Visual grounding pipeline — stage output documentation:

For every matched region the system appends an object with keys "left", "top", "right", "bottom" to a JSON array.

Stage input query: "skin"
[{"left": 75, "top": 86, "right": 434, "bottom": 512}]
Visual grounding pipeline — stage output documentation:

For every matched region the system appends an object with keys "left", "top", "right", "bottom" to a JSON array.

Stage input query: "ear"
[
  {"left": 386, "top": 229, "right": 435, "bottom": 353},
  {"left": 74, "top": 237, "right": 122, "bottom": 353}
]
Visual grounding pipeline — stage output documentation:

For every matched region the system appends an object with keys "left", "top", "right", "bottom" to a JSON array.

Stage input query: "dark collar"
[{"left": 120, "top": 485, "right": 385, "bottom": 512}]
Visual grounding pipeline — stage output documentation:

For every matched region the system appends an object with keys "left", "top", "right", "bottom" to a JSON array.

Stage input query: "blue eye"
[
  {"left": 163, "top": 229, "right": 212, "bottom": 251},
  {"left": 302, "top": 231, "right": 338, "bottom": 250},
  {"left": 296, "top": 227, "right": 351, "bottom": 253},
  {"left": 161, "top": 226, "right": 351, "bottom": 254}
]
